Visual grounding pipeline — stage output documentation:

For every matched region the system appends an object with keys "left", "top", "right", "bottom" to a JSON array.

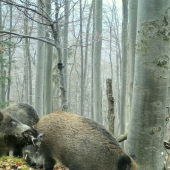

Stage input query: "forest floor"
[{"left": 0, "top": 157, "right": 68, "bottom": 170}]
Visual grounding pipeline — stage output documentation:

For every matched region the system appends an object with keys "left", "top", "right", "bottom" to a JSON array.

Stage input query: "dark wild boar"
[
  {"left": 4, "top": 103, "right": 39, "bottom": 126},
  {"left": 0, "top": 110, "right": 38, "bottom": 157},
  {"left": 37, "top": 111, "right": 138, "bottom": 170},
  {"left": 3, "top": 103, "right": 40, "bottom": 157}
]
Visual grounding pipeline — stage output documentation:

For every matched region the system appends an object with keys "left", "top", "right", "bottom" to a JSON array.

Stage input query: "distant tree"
[
  {"left": 93, "top": 0, "right": 103, "bottom": 124},
  {"left": 35, "top": 0, "right": 45, "bottom": 117},
  {"left": 0, "top": 2, "right": 5, "bottom": 108},
  {"left": 7, "top": 3, "right": 12, "bottom": 106},
  {"left": 44, "top": 0, "right": 53, "bottom": 115},
  {"left": 80, "top": 0, "right": 84, "bottom": 116},
  {"left": 63, "top": 0, "right": 69, "bottom": 112}
]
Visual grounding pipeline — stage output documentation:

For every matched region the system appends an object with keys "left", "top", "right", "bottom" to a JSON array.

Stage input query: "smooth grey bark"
[
  {"left": 84, "top": 0, "right": 93, "bottom": 84},
  {"left": 112, "top": 0, "right": 121, "bottom": 136},
  {"left": 26, "top": 0, "right": 33, "bottom": 105},
  {"left": 63, "top": 0, "right": 69, "bottom": 108},
  {"left": 106, "top": 79, "right": 114, "bottom": 135},
  {"left": 120, "top": 0, "right": 128, "bottom": 148},
  {"left": 128, "top": 0, "right": 138, "bottom": 114},
  {"left": 93, "top": 0, "right": 102, "bottom": 124},
  {"left": 35, "top": 0, "right": 45, "bottom": 117},
  {"left": 7, "top": 4, "right": 12, "bottom": 106},
  {"left": 52, "top": 1, "right": 67, "bottom": 111},
  {"left": 80, "top": 0, "right": 84, "bottom": 116},
  {"left": 91, "top": 0, "right": 95, "bottom": 119},
  {"left": 23, "top": 47, "right": 28, "bottom": 103},
  {"left": 0, "top": 2, "right": 5, "bottom": 108},
  {"left": 126, "top": 1, "right": 170, "bottom": 169},
  {"left": 45, "top": 0, "right": 53, "bottom": 115},
  {"left": 24, "top": 0, "right": 29, "bottom": 103}
]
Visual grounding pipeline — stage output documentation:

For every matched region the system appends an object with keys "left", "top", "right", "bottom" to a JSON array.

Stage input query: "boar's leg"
[{"left": 44, "top": 156, "right": 55, "bottom": 170}]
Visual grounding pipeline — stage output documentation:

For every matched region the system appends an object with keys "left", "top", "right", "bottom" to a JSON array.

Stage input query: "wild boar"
[
  {"left": 36, "top": 111, "right": 138, "bottom": 170},
  {"left": 0, "top": 110, "right": 38, "bottom": 157},
  {"left": 3, "top": 103, "right": 40, "bottom": 157}
]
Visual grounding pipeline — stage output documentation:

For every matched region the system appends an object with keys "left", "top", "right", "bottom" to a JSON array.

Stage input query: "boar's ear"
[
  {"left": 117, "top": 155, "right": 131, "bottom": 170},
  {"left": 0, "top": 111, "right": 3, "bottom": 122}
]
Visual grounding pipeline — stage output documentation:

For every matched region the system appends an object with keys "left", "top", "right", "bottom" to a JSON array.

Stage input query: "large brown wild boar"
[{"left": 37, "top": 111, "right": 138, "bottom": 170}]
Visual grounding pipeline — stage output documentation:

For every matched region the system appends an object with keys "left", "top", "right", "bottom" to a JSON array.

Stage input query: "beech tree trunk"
[
  {"left": 7, "top": 4, "right": 12, "bottom": 105},
  {"left": 93, "top": 0, "right": 102, "bottom": 124},
  {"left": 126, "top": 1, "right": 170, "bottom": 169},
  {"left": 120, "top": 0, "right": 128, "bottom": 149},
  {"left": 106, "top": 79, "right": 114, "bottom": 135},
  {"left": 35, "top": 0, "right": 45, "bottom": 117},
  {"left": 128, "top": 0, "right": 138, "bottom": 115},
  {"left": 45, "top": 0, "right": 53, "bottom": 115},
  {"left": 63, "top": 0, "right": 69, "bottom": 109}
]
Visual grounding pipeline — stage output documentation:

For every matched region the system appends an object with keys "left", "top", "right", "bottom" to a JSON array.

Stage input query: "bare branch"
[{"left": 0, "top": 31, "right": 56, "bottom": 47}]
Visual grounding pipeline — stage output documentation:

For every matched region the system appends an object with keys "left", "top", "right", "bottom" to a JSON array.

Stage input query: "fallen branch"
[{"left": 116, "top": 133, "right": 127, "bottom": 143}]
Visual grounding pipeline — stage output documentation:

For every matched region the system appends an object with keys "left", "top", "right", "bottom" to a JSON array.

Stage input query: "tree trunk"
[
  {"left": 0, "top": 2, "right": 5, "bottom": 108},
  {"left": 112, "top": 0, "right": 121, "bottom": 136},
  {"left": 80, "top": 0, "right": 84, "bottom": 116},
  {"left": 63, "top": 0, "right": 69, "bottom": 109},
  {"left": 84, "top": 0, "right": 93, "bottom": 84},
  {"left": 91, "top": 0, "right": 95, "bottom": 119},
  {"left": 7, "top": 4, "right": 12, "bottom": 106},
  {"left": 128, "top": 0, "right": 138, "bottom": 117},
  {"left": 52, "top": 1, "right": 67, "bottom": 111},
  {"left": 24, "top": 0, "right": 29, "bottom": 103},
  {"left": 106, "top": 79, "right": 115, "bottom": 135},
  {"left": 45, "top": 0, "right": 53, "bottom": 115},
  {"left": 93, "top": 0, "right": 102, "bottom": 124},
  {"left": 120, "top": 0, "right": 128, "bottom": 148},
  {"left": 35, "top": 0, "right": 45, "bottom": 117},
  {"left": 126, "top": 1, "right": 170, "bottom": 169}
]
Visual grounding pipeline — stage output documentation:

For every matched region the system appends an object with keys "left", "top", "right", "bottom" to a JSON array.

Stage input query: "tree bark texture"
[
  {"left": 106, "top": 79, "right": 115, "bottom": 135},
  {"left": 80, "top": 0, "right": 84, "bottom": 116},
  {"left": 45, "top": 0, "right": 53, "bottom": 115},
  {"left": 35, "top": 0, "right": 45, "bottom": 117},
  {"left": 93, "top": 0, "right": 102, "bottom": 124},
  {"left": 0, "top": 2, "right": 5, "bottom": 108},
  {"left": 126, "top": 1, "right": 170, "bottom": 169},
  {"left": 120, "top": 0, "right": 128, "bottom": 148},
  {"left": 7, "top": 4, "right": 12, "bottom": 105},
  {"left": 63, "top": 0, "right": 69, "bottom": 109},
  {"left": 128, "top": 0, "right": 138, "bottom": 115}
]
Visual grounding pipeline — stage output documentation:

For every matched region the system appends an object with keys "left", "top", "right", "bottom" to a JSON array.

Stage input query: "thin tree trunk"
[
  {"left": 80, "top": 0, "right": 84, "bottom": 116},
  {"left": 0, "top": 2, "right": 5, "bottom": 108},
  {"left": 52, "top": 1, "right": 67, "bottom": 111},
  {"left": 35, "top": 0, "right": 45, "bottom": 117},
  {"left": 93, "top": 0, "right": 102, "bottom": 124},
  {"left": 120, "top": 0, "right": 128, "bottom": 148},
  {"left": 7, "top": 4, "right": 12, "bottom": 106},
  {"left": 91, "top": 0, "right": 95, "bottom": 119},
  {"left": 45, "top": 0, "right": 53, "bottom": 115},
  {"left": 126, "top": 1, "right": 170, "bottom": 169},
  {"left": 63, "top": 0, "right": 69, "bottom": 103},
  {"left": 24, "top": 0, "right": 29, "bottom": 103},
  {"left": 84, "top": 0, "right": 93, "bottom": 84},
  {"left": 106, "top": 79, "right": 114, "bottom": 135}
]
